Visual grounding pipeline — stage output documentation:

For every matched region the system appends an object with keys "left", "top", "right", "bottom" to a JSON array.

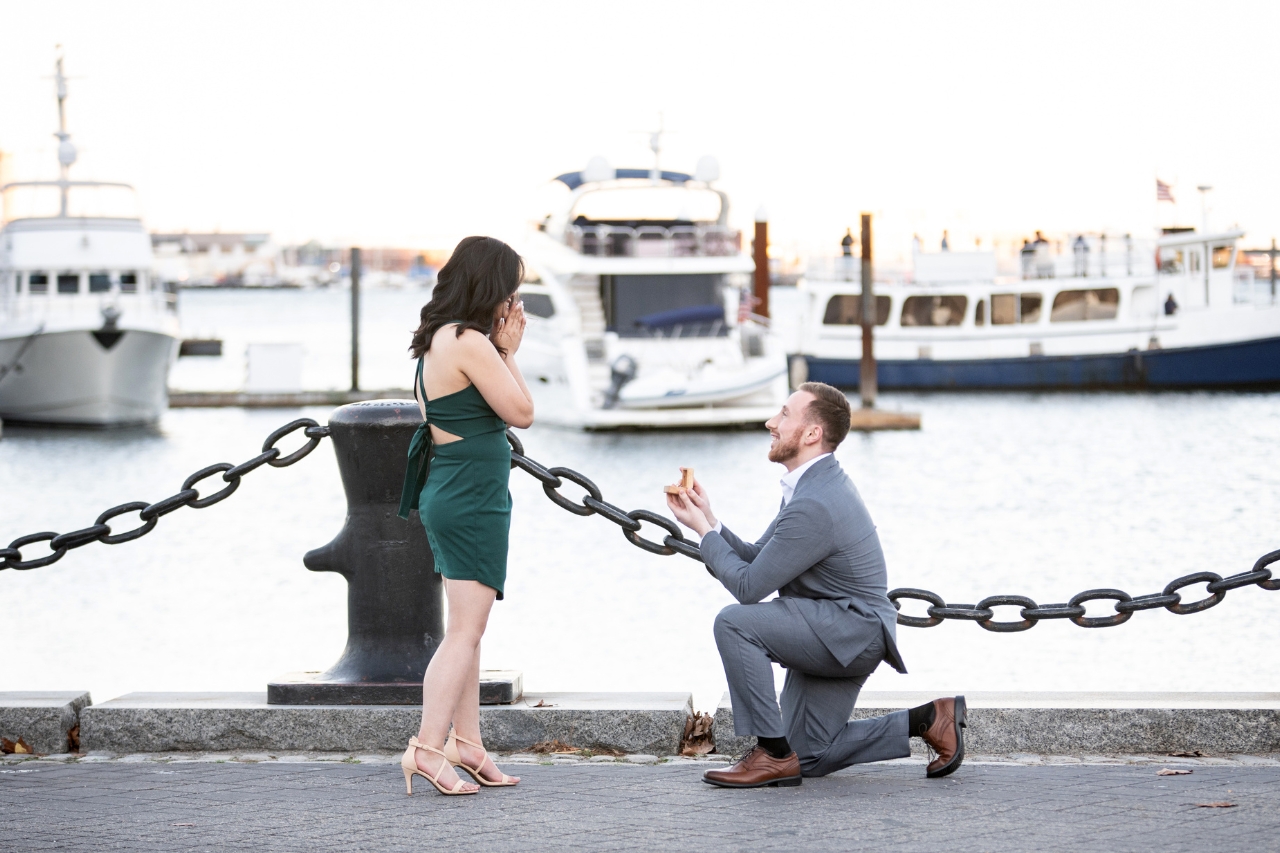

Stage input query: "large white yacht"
[
  {"left": 0, "top": 57, "right": 178, "bottom": 425},
  {"left": 515, "top": 148, "right": 787, "bottom": 429},
  {"left": 791, "top": 228, "right": 1280, "bottom": 390}
]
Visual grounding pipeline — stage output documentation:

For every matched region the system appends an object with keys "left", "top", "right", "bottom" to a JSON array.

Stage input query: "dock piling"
[
  {"left": 752, "top": 208, "right": 769, "bottom": 318},
  {"left": 859, "top": 213, "right": 877, "bottom": 409},
  {"left": 350, "top": 247, "right": 361, "bottom": 392}
]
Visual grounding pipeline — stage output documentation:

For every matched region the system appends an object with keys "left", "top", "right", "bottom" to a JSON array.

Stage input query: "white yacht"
[
  {"left": 0, "top": 57, "right": 178, "bottom": 425},
  {"left": 791, "top": 228, "right": 1280, "bottom": 390},
  {"left": 515, "top": 150, "right": 787, "bottom": 428}
]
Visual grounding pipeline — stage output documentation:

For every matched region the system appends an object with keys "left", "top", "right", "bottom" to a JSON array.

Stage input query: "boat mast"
[{"left": 53, "top": 52, "right": 76, "bottom": 216}]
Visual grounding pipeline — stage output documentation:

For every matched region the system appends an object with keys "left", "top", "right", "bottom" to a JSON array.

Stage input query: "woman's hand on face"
[{"left": 493, "top": 298, "right": 526, "bottom": 356}]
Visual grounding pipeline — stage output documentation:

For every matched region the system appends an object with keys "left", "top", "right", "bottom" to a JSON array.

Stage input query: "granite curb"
[
  {"left": 715, "top": 691, "right": 1280, "bottom": 757},
  {"left": 0, "top": 691, "right": 91, "bottom": 754},
  {"left": 78, "top": 691, "right": 692, "bottom": 755}
]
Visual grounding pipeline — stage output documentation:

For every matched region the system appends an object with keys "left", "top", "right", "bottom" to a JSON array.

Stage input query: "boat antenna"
[
  {"left": 648, "top": 112, "right": 664, "bottom": 184},
  {"left": 53, "top": 48, "right": 77, "bottom": 216}
]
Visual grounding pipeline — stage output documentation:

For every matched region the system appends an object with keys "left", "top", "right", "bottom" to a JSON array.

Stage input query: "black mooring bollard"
[{"left": 267, "top": 400, "right": 442, "bottom": 705}]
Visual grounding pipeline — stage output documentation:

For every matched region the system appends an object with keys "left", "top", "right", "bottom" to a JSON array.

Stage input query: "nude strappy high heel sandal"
[
  {"left": 401, "top": 737, "right": 479, "bottom": 796},
  {"left": 444, "top": 732, "right": 519, "bottom": 787}
]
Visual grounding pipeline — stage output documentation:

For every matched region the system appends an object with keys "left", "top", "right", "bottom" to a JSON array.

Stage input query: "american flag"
[
  {"left": 1156, "top": 179, "right": 1175, "bottom": 203},
  {"left": 738, "top": 288, "right": 760, "bottom": 323}
]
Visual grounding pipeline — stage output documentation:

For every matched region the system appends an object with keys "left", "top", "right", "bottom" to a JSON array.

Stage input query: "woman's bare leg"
[
  {"left": 451, "top": 642, "right": 520, "bottom": 785},
  {"left": 414, "top": 579, "right": 496, "bottom": 790}
]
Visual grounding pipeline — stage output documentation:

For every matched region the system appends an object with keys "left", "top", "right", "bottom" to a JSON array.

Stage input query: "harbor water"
[{"left": 2, "top": 288, "right": 1279, "bottom": 713}]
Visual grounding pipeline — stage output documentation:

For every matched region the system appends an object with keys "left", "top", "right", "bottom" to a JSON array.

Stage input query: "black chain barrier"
[
  {"left": 0, "top": 419, "right": 330, "bottom": 571},
  {"left": 504, "top": 430, "right": 1280, "bottom": 631},
  {"left": 5, "top": 418, "right": 1278, "bottom": 634}
]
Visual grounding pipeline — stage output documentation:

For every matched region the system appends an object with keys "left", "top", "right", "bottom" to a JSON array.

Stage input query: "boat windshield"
[
  {"left": 572, "top": 185, "right": 723, "bottom": 224},
  {"left": 2, "top": 182, "right": 140, "bottom": 223}
]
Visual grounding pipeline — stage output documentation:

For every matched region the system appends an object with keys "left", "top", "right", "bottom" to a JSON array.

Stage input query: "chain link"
[
  {"left": 1, "top": 419, "right": 329, "bottom": 571},
  {"left": 6, "top": 417, "right": 1277, "bottom": 634},
  {"left": 505, "top": 431, "right": 1280, "bottom": 630}
]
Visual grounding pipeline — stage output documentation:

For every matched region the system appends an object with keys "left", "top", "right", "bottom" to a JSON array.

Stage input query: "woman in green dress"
[{"left": 397, "top": 236, "right": 533, "bottom": 796}]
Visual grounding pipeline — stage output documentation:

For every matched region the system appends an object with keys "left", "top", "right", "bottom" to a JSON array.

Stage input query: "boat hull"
[
  {"left": 0, "top": 329, "right": 178, "bottom": 425},
  {"left": 800, "top": 335, "right": 1280, "bottom": 391}
]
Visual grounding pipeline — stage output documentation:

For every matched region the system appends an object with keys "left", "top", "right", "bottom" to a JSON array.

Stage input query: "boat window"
[
  {"left": 975, "top": 299, "right": 985, "bottom": 326},
  {"left": 1188, "top": 250, "right": 1201, "bottom": 272},
  {"left": 28, "top": 272, "right": 48, "bottom": 293},
  {"left": 900, "top": 295, "right": 966, "bottom": 327},
  {"left": 11, "top": 273, "right": 19, "bottom": 294},
  {"left": 1021, "top": 293, "right": 1042, "bottom": 323},
  {"left": 57, "top": 273, "right": 80, "bottom": 294},
  {"left": 1050, "top": 288, "right": 1119, "bottom": 321},
  {"left": 120, "top": 272, "right": 138, "bottom": 293},
  {"left": 1212, "top": 245, "right": 1234, "bottom": 269},
  {"left": 1160, "top": 250, "right": 1183, "bottom": 274},
  {"left": 990, "top": 293, "right": 1041, "bottom": 324},
  {"left": 603, "top": 273, "right": 727, "bottom": 337},
  {"left": 89, "top": 273, "right": 111, "bottom": 293},
  {"left": 522, "top": 292, "right": 555, "bottom": 318},
  {"left": 822, "top": 294, "right": 891, "bottom": 326}
]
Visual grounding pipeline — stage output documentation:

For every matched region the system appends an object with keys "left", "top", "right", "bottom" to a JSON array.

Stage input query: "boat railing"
[
  {"left": 800, "top": 257, "right": 910, "bottom": 286},
  {"left": 1019, "top": 237, "right": 1158, "bottom": 280},
  {"left": 564, "top": 224, "right": 741, "bottom": 257}
]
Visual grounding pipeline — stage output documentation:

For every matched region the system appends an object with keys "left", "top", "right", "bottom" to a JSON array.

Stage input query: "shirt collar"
[{"left": 780, "top": 453, "right": 832, "bottom": 505}]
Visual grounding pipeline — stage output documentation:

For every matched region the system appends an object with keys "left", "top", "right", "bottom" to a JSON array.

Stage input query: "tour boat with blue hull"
[
  {"left": 789, "top": 227, "right": 1280, "bottom": 391},
  {"left": 516, "top": 145, "right": 787, "bottom": 429},
  {"left": 0, "top": 57, "right": 179, "bottom": 425}
]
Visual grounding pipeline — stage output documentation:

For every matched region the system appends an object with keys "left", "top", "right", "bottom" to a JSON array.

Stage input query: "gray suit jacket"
[{"left": 700, "top": 455, "right": 906, "bottom": 673}]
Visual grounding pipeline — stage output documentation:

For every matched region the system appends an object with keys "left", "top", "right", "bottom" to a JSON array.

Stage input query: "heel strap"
[
  {"left": 408, "top": 737, "right": 446, "bottom": 758},
  {"left": 451, "top": 733, "right": 484, "bottom": 750}
]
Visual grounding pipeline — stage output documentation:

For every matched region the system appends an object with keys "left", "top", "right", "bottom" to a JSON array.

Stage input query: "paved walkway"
[{"left": 4, "top": 755, "right": 1280, "bottom": 851}]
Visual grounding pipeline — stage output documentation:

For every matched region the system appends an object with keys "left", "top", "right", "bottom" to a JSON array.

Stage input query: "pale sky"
[{"left": 2, "top": 0, "right": 1278, "bottom": 266}]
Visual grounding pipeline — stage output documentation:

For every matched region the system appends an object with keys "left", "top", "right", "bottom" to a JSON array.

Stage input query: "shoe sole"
[
  {"left": 926, "top": 694, "right": 966, "bottom": 779},
  {"left": 702, "top": 774, "right": 803, "bottom": 789}
]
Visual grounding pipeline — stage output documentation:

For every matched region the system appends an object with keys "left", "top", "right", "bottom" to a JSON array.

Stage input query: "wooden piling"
[
  {"left": 859, "top": 213, "right": 876, "bottom": 409},
  {"left": 753, "top": 211, "right": 769, "bottom": 319}
]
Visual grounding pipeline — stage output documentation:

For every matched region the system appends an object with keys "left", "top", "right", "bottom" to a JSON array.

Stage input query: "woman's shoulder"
[{"left": 430, "top": 323, "right": 494, "bottom": 358}]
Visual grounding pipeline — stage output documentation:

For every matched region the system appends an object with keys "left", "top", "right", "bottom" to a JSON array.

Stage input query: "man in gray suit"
[{"left": 667, "top": 382, "right": 965, "bottom": 788}]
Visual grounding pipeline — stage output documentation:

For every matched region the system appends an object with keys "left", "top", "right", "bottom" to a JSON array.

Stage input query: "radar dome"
[
  {"left": 694, "top": 155, "right": 720, "bottom": 183},
  {"left": 57, "top": 139, "right": 77, "bottom": 168},
  {"left": 582, "top": 156, "right": 615, "bottom": 183}
]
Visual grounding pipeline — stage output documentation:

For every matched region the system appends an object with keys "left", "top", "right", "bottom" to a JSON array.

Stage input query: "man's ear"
[{"left": 805, "top": 423, "right": 824, "bottom": 447}]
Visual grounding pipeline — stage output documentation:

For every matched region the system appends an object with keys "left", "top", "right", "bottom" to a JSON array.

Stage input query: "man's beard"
[{"left": 768, "top": 431, "right": 801, "bottom": 464}]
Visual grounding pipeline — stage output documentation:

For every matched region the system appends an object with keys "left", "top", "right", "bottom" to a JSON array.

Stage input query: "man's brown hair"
[{"left": 798, "top": 382, "right": 852, "bottom": 450}]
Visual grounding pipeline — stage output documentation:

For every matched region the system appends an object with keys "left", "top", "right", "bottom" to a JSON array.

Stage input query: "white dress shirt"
[
  {"left": 706, "top": 452, "right": 832, "bottom": 539},
  {"left": 779, "top": 453, "right": 832, "bottom": 507}
]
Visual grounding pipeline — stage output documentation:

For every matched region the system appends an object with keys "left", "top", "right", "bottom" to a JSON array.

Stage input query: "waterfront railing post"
[{"left": 267, "top": 400, "right": 444, "bottom": 704}]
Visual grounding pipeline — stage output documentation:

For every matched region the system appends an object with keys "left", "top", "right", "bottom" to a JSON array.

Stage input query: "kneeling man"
[{"left": 667, "top": 382, "right": 965, "bottom": 788}]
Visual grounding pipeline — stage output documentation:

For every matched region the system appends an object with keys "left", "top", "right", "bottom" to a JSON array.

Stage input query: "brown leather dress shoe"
[
  {"left": 702, "top": 746, "right": 802, "bottom": 788},
  {"left": 920, "top": 695, "right": 967, "bottom": 778}
]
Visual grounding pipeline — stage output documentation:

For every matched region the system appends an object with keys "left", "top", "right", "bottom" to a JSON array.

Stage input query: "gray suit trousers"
[{"left": 714, "top": 599, "right": 910, "bottom": 777}]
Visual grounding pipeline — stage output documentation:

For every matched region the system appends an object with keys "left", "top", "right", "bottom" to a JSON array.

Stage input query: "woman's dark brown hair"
[{"left": 409, "top": 236, "right": 524, "bottom": 359}]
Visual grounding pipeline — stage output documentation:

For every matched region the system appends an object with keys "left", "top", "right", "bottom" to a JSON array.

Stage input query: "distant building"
[{"left": 151, "top": 232, "right": 279, "bottom": 287}]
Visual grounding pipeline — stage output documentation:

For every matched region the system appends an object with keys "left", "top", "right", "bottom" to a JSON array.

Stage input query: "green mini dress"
[{"left": 397, "top": 357, "right": 512, "bottom": 600}]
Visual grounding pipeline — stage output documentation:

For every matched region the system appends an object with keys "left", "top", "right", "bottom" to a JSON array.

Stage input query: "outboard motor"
[{"left": 603, "top": 354, "right": 637, "bottom": 409}]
